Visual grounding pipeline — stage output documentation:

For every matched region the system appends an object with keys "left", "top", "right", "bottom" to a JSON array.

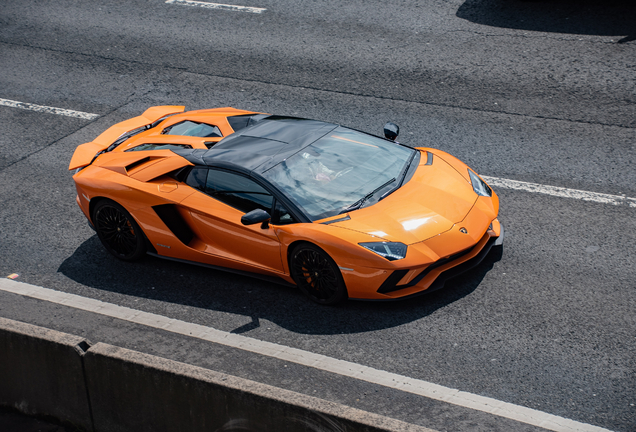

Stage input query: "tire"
[
  {"left": 290, "top": 243, "right": 347, "bottom": 305},
  {"left": 92, "top": 199, "right": 147, "bottom": 261}
]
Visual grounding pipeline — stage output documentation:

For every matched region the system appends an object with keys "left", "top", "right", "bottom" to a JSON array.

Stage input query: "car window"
[
  {"left": 185, "top": 167, "right": 207, "bottom": 191},
  {"left": 162, "top": 121, "right": 222, "bottom": 138},
  {"left": 205, "top": 169, "right": 273, "bottom": 214},
  {"left": 272, "top": 200, "right": 297, "bottom": 225},
  {"left": 126, "top": 143, "right": 192, "bottom": 152},
  {"left": 263, "top": 127, "right": 414, "bottom": 220},
  {"left": 227, "top": 114, "right": 268, "bottom": 132}
]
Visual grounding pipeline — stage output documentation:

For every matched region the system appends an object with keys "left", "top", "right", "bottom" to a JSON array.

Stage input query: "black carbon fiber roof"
[{"left": 172, "top": 116, "right": 338, "bottom": 174}]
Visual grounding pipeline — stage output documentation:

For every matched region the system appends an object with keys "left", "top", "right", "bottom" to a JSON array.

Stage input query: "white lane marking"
[
  {"left": 0, "top": 279, "right": 613, "bottom": 432},
  {"left": 1, "top": 96, "right": 632, "bottom": 211},
  {"left": 0, "top": 98, "right": 100, "bottom": 120},
  {"left": 165, "top": 0, "right": 266, "bottom": 13},
  {"left": 483, "top": 176, "right": 636, "bottom": 208}
]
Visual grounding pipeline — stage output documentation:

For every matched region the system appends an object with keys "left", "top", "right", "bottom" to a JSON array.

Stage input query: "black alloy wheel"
[
  {"left": 92, "top": 200, "right": 147, "bottom": 261},
  {"left": 290, "top": 244, "right": 347, "bottom": 305}
]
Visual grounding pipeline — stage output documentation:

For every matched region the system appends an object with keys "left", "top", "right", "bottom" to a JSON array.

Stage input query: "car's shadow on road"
[
  {"left": 58, "top": 235, "right": 502, "bottom": 336},
  {"left": 457, "top": 0, "right": 636, "bottom": 43}
]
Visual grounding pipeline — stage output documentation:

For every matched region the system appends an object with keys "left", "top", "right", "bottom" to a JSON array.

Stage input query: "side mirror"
[
  {"left": 241, "top": 209, "right": 271, "bottom": 228},
  {"left": 383, "top": 122, "right": 399, "bottom": 141}
]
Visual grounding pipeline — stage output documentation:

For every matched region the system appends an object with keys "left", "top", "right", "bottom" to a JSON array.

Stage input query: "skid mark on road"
[
  {"left": 165, "top": 0, "right": 266, "bottom": 13},
  {"left": 0, "top": 98, "right": 99, "bottom": 120},
  {"left": 0, "top": 279, "right": 614, "bottom": 432}
]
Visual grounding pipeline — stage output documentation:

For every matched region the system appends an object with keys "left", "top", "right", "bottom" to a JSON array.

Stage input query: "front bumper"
[{"left": 347, "top": 222, "right": 503, "bottom": 300}]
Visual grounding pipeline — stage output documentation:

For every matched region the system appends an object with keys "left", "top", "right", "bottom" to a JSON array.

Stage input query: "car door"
[{"left": 180, "top": 167, "right": 285, "bottom": 273}]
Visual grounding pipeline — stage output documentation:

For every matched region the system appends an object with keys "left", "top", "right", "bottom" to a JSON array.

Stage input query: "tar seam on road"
[
  {"left": 165, "top": 0, "right": 266, "bottom": 13},
  {"left": 0, "top": 98, "right": 100, "bottom": 120},
  {"left": 0, "top": 279, "right": 614, "bottom": 432}
]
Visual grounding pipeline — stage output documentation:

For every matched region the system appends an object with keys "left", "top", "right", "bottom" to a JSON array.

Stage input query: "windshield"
[{"left": 262, "top": 127, "right": 415, "bottom": 220}]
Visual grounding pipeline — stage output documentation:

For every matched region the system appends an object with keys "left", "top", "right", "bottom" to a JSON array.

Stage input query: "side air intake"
[{"left": 152, "top": 204, "right": 194, "bottom": 245}]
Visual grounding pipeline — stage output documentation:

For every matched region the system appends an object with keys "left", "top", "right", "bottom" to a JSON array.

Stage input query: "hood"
[{"left": 329, "top": 153, "right": 478, "bottom": 245}]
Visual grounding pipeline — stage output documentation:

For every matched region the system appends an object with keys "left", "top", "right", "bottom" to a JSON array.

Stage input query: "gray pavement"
[
  {"left": 0, "top": 287, "right": 550, "bottom": 432},
  {"left": 0, "top": 0, "right": 634, "bottom": 431}
]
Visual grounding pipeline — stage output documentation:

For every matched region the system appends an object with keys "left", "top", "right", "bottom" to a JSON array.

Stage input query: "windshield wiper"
[
  {"left": 339, "top": 178, "right": 396, "bottom": 214},
  {"left": 380, "top": 151, "right": 418, "bottom": 201}
]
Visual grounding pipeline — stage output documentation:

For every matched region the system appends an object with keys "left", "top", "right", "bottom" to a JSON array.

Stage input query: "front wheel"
[
  {"left": 290, "top": 244, "right": 347, "bottom": 305},
  {"left": 92, "top": 200, "right": 146, "bottom": 261}
]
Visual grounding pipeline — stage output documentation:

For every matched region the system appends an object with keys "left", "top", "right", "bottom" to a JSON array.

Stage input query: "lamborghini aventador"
[{"left": 69, "top": 106, "right": 503, "bottom": 304}]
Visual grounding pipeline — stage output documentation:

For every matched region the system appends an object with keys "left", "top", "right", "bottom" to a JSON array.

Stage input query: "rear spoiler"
[{"left": 69, "top": 105, "right": 185, "bottom": 171}]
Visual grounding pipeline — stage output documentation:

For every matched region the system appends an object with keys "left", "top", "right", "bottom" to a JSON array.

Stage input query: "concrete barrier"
[
  {"left": 84, "top": 342, "right": 429, "bottom": 432},
  {"left": 0, "top": 317, "right": 434, "bottom": 432},
  {"left": 0, "top": 317, "right": 93, "bottom": 431}
]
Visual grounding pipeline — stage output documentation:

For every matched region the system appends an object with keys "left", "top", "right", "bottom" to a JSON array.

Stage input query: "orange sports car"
[{"left": 69, "top": 106, "right": 503, "bottom": 304}]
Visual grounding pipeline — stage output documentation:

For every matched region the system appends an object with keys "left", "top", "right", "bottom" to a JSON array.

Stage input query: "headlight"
[
  {"left": 359, "top": 242, "right": 407, "bottom": 261},
  {"left": 468, "top": 169, "right": 492, "bottom": 197}
]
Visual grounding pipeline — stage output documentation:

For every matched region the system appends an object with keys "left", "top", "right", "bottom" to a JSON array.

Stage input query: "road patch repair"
[{"left": 0, "top": 279, "right": 613, "bottom": 432}]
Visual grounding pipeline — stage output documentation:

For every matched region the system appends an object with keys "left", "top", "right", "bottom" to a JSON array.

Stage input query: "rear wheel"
[
  {"left": 92, "top": 200, "right": 146, "bottom": 261},
  {"left": 290, "top": 244, "right": 347, "bottom": 305}
]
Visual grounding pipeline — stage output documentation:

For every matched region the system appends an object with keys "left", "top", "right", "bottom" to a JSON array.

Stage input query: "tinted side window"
[
  {"left": 206, "top": 170, "right": 273, "bottom": 214},
  {"left": 163, "top": 121, "right": 222, "bottom": 138},
  {"left": 185, "top": 167, "right": 208, "bottom": 191},
  {"left": 126, "top": 143, "right": 192, "bottom": 152},
  {"left": 227, "top": 114, "right": 260, "bottom": 132},
  {"left": 272, "top": 200, "right": 297, "bottom": 225}
]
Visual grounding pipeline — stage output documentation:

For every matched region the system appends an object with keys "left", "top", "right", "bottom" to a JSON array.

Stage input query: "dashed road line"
[
  {"left": 0, "top": 98, "right": 100, "bottom": 120},
  {"left": 1, "top": 96, "right": 633, "bottom": 209},
  {"left": 0, "top": 279, "right": 613, "bottom": 432},
  {"left": 483, "top": 176, "right": 636, "bottom": 208},
  {"left": 165, "top": 0, "right": 266, "bottom": 13}
]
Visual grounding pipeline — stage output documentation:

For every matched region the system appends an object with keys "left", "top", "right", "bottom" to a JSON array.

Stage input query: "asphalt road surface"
[{"left": 0, "top": 1, "right": 634, "bottom": 431}]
